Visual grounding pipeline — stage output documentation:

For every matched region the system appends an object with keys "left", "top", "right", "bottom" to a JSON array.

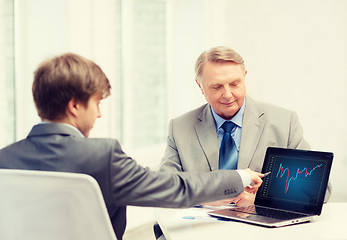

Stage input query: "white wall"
[
  {"left": 170, "top": 0, "right": 347, "bottom": 201},
  {"left": 166, "top": 0, "right": 207, "bottom": 118}
]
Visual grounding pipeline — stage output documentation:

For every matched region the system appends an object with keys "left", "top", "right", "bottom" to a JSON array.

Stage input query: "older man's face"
[{"left": 197, "top": 61, "right": 247, "bottom": 120}]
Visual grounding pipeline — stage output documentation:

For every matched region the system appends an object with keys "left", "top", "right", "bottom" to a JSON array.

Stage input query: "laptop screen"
[{"left": 255, "top": 147, "right": 333, "bottom": 215}]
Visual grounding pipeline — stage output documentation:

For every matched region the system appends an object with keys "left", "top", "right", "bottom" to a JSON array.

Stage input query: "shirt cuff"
[{"left": 236, "top": 169, "right": 252, "bottom": 188}]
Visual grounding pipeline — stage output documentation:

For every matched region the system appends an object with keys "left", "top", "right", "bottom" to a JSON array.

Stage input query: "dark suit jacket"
[{"left": 0, "top": 123, "right": 244, "bottom": 239}]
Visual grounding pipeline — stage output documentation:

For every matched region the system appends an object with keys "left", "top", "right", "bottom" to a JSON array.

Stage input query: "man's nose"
[{"left": 222, "top": 86, "right": 233, "bottom": 98}]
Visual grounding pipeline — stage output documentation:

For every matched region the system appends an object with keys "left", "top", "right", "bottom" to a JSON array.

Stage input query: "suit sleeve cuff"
[{"left": 236, "top": 170, "right": 251, "bottom": 188}]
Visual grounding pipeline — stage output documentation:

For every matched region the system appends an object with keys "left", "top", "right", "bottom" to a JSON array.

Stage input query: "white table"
[{"left": 154, "top": 202, "right": 347, "bottom": 240}]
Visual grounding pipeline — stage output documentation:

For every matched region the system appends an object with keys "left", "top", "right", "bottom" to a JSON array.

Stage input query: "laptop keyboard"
[{"left": 230, "top": 205, "right": 307, "bottom": 220}]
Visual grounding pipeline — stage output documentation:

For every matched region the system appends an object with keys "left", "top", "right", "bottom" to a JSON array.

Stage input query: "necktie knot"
[{"left": 221, "top": 121, "right": 235, "bottom": 134}]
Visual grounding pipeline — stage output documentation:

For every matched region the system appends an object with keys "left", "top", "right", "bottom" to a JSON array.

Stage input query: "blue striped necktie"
[{"left": 219, "top": 121, "right": 238, "bottom": 169}]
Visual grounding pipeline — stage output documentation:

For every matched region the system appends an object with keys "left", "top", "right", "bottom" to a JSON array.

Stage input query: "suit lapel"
[
  {"left": 195, "top": 105, "right": 219, "bottom": 171},
  {"left": 238, "top": 96, "right": 265, "bottom": 169}
]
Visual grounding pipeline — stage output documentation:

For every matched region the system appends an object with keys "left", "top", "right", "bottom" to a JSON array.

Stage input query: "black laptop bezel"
[{"left": 255, "top": 147, "right": 333, "bottom": 216}]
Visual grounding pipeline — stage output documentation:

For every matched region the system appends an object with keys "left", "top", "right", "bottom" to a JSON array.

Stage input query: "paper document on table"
[
  {"left": 197, "top": 204, "right": 237, "bottom": 211},
  {"left": 177, "top": 205, "right": 237, "bottom": 222}
]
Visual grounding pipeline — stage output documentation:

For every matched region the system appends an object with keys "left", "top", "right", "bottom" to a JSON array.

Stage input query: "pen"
[
  {"left": 250, "top": 171, "right": 271, "bottom": 186},
  {"left": 262, "top": 171, "right": 271, "bottom": 178}
]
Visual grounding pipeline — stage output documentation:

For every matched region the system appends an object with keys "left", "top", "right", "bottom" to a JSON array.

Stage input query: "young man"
[{"left": 0, "top": 53, "right": 263, "bottom": 240}]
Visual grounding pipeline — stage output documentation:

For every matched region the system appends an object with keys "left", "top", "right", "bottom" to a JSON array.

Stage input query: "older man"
[{"left": 160, "top": 46, "right": 331, "bottom": 205}]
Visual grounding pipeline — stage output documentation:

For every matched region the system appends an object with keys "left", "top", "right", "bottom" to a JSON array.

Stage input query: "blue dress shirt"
[{"left": 211, "top": 99, "right": 246, "bottom": 151}]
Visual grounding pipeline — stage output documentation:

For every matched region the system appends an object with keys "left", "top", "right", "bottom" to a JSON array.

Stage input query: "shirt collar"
[
  {"left": 211, "top": 98, "right": 246, "bottom": 130},
  {"left": 39, "top": 121, "right": 85, "bottom": 137}
]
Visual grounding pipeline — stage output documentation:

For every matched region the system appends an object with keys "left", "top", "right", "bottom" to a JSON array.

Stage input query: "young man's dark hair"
[{"left": 33, "top": 53, "right": 111, "bottom": 120}]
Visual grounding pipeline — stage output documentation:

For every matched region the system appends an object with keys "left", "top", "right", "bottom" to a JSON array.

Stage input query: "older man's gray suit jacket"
[
  {"left": 160, "top": 95, "right": 331, "bottom": 200},
  {"left": 0, "top": 123, "right": 244, "bottom": 240}
]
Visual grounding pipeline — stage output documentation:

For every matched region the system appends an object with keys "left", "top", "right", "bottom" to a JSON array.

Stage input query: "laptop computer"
[{"left": 208, "top": 147, "right": 333, "bottom": 227}]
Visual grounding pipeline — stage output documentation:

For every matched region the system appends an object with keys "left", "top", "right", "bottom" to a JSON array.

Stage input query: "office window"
[
  {"left": 132, "top": 0, "right": 167, "bottom": 147},
  {"left": 0, "top": 0, "right": 15, "bottom": 148},
  {"left": 88, "top": 0, "right": 168, "bottom": 152},
  {"left": 3, "top": 0, "right": 168, "bottom": 154},
  {"left": 66, "top": 0, "right": 167, "bottom": 152},
  {"left": 84, "top": 0, "right": 123, "bottom": 143},
  {"left": 122, "top": 0, "right": 167, "bottom": 149}
]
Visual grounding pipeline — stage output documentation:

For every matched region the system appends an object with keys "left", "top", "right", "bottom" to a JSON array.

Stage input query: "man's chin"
[{"left": 220, "top": 110, "right": 239, "bottom": 120}]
